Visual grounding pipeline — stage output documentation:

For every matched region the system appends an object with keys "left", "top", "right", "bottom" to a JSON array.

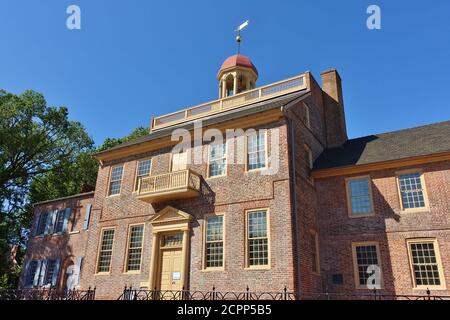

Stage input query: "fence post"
[
  {"left": 212, "top": 286, "right": 215, "bottom": 301},
  {"left": 153, "top": 286, "right": 157, "bottom": 300},
  {"left": 284, "top": 286, "right": 288, "bottom": 300},
  {"left": 373, "top": 288, "right": 377, "bottom": 301},
  {"left": 246, "top": 286, "right": 250, "bottom": 300},
  {"left": 427, "top": 288, "right": 431, "bottom": 301}
]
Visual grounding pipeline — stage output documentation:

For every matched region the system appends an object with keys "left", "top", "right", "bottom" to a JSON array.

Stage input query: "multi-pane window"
[
  {"left": 135, "top": 159, "right": 151, "bottom": 191},
  {"left": 36, "top": 212, "right": 49, "bottom": 236},
  {"left": 26, "top": 261, "right": 39, "bottom": 286},
  {"left": 44, "top": 260, "right": 57, "bottom": 285},
  {"left": 310, "top": 231, "right": 319, "bottom": 274},
  {"left": 54, "top": 210, "right": 65, "bottom": 233},
  {"left": 208, "top": 143, "right": 226, "bottom": 177},
  {"left": 347, "top": 177, "right": 374, "bottom": 215},
  {"left": 408, "top": 240, "right": 443, "bottom": 288},
  {"left": 247, "top": 210, "right": 269, "bottom": 267},
  {"left": 398, "top": 172, "right": 427, "bottom": 210},
  {"left": 162, "top": 234, "right": 183, "bottom": 247},
  {"left": 247, "top": 131, "right": 266, "bottom": 171},
  {"left": 354, "top": 244, "right": 380, "bottom": 288},
  {"left": 205, "top": 216, "right": 224, "bottom": 268},
  {"left": 109, "top": 165, "right": 123, "bottom": 196},
  {"left": 97, "top": 229, "right": 115, "bottom": 273},
  {"left": 126, "top": 225, "right": 144, "bottom": 272}
]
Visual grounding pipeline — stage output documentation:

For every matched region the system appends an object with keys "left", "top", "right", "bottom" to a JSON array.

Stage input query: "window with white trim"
[
  {"left": 97, "top": 229, "right": 115, "bottom": 273},
  {"left": 36, "top": 212, "right": 49, "bottom": 236},
  {"left": 25, "top": 260, "right": 39, "bottom": 286},
  {"left": 205, "top": 216, "right": 224, "bottom": 268},
  {"left": 135, "top": 159, "right": 151, "bottom": 191},
  {"left": 398, "top": 172, "right": 427, "bottom": 210},
  {"left": 43, "top": 259, "right": 57, "bottom": 285},
  {"left": 346, "top": 177, "right": 374, "bottom": 216},
  {"left": 247, "top": 131, "right": 266, "bottom": 171},
  {"left": 353, "top": 243, "right": 381, "bottom": 288},
  {"left": 247, "top": 209, "right": 269, "bottom": 267},
  {"left": 208, "top": 143, "right": 226, "bottom": 177},
  {"left": 126, "top": 225, "right": 144, "bottom": 272},
  {"left": 109, "top": 165, "right": 123, "bottom": 196},
  {"left": 53, "top": 210, "right": 65, "bottom": 233},
  {"left": 408, "top": 240, "right": 443, "bottom": 288}
]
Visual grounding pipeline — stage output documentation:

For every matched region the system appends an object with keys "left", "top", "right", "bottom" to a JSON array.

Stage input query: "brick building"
[{"left": 20, "top": 53, "right": 450, "bottom": 299}]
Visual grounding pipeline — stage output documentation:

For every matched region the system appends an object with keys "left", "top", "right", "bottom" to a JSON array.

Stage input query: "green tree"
[
  {"left": 96, "top": 126, "right": 148, "bottom": 152},
  {"left": 0, "top": 88, "right": 149, "bottom": 288},
  {"left": 0, "top": 89, "right": 95, "bottom": 288}
]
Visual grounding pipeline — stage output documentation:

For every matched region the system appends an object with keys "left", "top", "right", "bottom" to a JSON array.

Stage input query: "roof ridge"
[{"left": 349, "top": 120, "right": 450, "bottom": 142}]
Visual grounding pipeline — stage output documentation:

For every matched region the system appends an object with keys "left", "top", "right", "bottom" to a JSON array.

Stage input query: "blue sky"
[{"left": 1, "top": 0, "right": 449, "bottom": 145}]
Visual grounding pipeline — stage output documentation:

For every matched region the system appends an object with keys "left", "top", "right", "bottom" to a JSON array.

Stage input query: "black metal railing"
[
  {"left": 118, "top": 286, "right": 296, "bottom": 300},
  {"left": 302, "top": 288, "right": 450, "bottom": 301},
  {"left": 0, "top": 287, "right": 96, "bottom": 301}
]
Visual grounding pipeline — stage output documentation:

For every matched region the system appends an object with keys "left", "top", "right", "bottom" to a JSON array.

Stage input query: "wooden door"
[{"left": 159, "top": 248, "right": 183, "bottom": 292}]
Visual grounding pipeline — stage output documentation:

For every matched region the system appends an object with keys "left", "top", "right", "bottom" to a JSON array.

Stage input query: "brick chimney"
[{"left": 321, "top": 69, "right": 348, "bottom": 148}]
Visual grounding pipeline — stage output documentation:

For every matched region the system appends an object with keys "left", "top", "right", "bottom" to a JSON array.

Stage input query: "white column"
[
  {"left": 149, "top": 232, "right": 159, "bottom": 289},
  {"left": 221, "top": 77, "right": 227, "bottom": 98},
  {"left": 233, "top": 73, "right": 238, "bottom": 95},
  {"left": 180, "top": 229, "right": 190, "bottom": 289}
]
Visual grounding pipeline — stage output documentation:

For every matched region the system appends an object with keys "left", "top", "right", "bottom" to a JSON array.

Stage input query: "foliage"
[{"left": 0, "top": 89, "right": 94, "bottom": 288}]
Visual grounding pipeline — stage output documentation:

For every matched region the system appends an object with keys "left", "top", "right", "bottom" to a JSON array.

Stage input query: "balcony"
[
  {"left": 136, "top": 169, "right": 202, "bottom": 203},
  {"left": 151, "top": 74, "right": 307, "bottom": 131}
]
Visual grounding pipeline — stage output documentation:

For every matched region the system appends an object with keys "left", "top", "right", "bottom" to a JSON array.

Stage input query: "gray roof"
[
  {"left": 33, "top": 191, "right": 95, "bottom": 206},
  {"left": 96, "top": 90, "right": 310, "bottom": 155},
  {"left": 314, "top": 120, "right": 450, "bottom": 170}
]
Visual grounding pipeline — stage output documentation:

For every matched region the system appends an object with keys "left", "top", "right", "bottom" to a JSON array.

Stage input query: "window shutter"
[
  {"left": 83, "top": 204, "right": 92, "bottom": 230},
  {"left": 75, "top": 256, "right": 84, "bottom": 285},
  {"left": 23, "top": 260, "right": 30, "bottom": 286},
  {"left": 62, "top": 208, "right": 72, "bottom": 232},
  {"left": 38, "top": 260, "right": 48, "bottom": 286},
  {"left": 52, "top": 259, "right": 61, "bottom": 286},
  {"left": 33, "top": 260, "right": 42, "bottom": 286},
  {"left": 32, "top": 214, "right": 41, "bottom": 236},
  {"left": 44, "top": 212, "right": 53, "bottom": 235},
  {"left": 48, "top": 210, "right": 58, "bottom": 234}
]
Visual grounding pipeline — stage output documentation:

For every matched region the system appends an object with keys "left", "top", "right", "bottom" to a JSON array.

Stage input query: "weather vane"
[{"left": 235, "top": 20, "right": 249, "bottom": 54}]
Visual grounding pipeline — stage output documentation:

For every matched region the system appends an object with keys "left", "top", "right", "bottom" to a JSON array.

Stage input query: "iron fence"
[
  {"left": 0, "top": 287, "right": 96, "bottom": 301},
  {"left": 118, "top": 286, "right": 296, "bottom": 300},
  {"left": 302, "top": 289, "right": 450, "bottom": 300}
]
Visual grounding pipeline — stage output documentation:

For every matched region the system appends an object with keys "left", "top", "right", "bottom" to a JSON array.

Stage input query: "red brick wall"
[
  {"left": 20, "top": 193, "right": 94, "bottom": 289},
  {"left": 316, "top": 161, "right": 450, "bottom": 296},
  {"left": 80, "top": 120, "right": 297, "bottom": 299}
]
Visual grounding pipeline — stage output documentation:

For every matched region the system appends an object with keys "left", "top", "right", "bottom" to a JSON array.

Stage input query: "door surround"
[{"left": 148, "top": 206, "right": 192, "bottom": 290}]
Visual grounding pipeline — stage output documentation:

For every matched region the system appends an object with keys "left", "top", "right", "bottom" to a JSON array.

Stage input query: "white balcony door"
[{"left": 171, "top": 152, "right": 187, "bottom": 172}]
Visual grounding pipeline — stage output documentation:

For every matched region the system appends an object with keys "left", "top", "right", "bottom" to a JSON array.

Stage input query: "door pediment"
[{"left": 150, "top": 206, "right": 193, "bottom": 226}]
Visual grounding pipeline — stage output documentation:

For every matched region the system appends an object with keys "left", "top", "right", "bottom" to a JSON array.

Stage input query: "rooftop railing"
[{"left": 151, "top": 73, "right": 307, "bottom": 131}]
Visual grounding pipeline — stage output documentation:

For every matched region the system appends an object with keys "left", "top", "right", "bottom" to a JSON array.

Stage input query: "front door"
[
  {"left": 159, "top": 248, "right": 183, "bottom": 291},
  {"left": 158, "top": 233, "right": 184, "bottom": 292}
]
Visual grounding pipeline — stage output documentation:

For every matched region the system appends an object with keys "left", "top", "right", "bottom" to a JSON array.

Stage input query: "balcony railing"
[
  {"left": 151, "top": 74, "right": 307, "bottom": 131},
  {"left": 136, "top": 169, "right": 201, "bottom": 203}
]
